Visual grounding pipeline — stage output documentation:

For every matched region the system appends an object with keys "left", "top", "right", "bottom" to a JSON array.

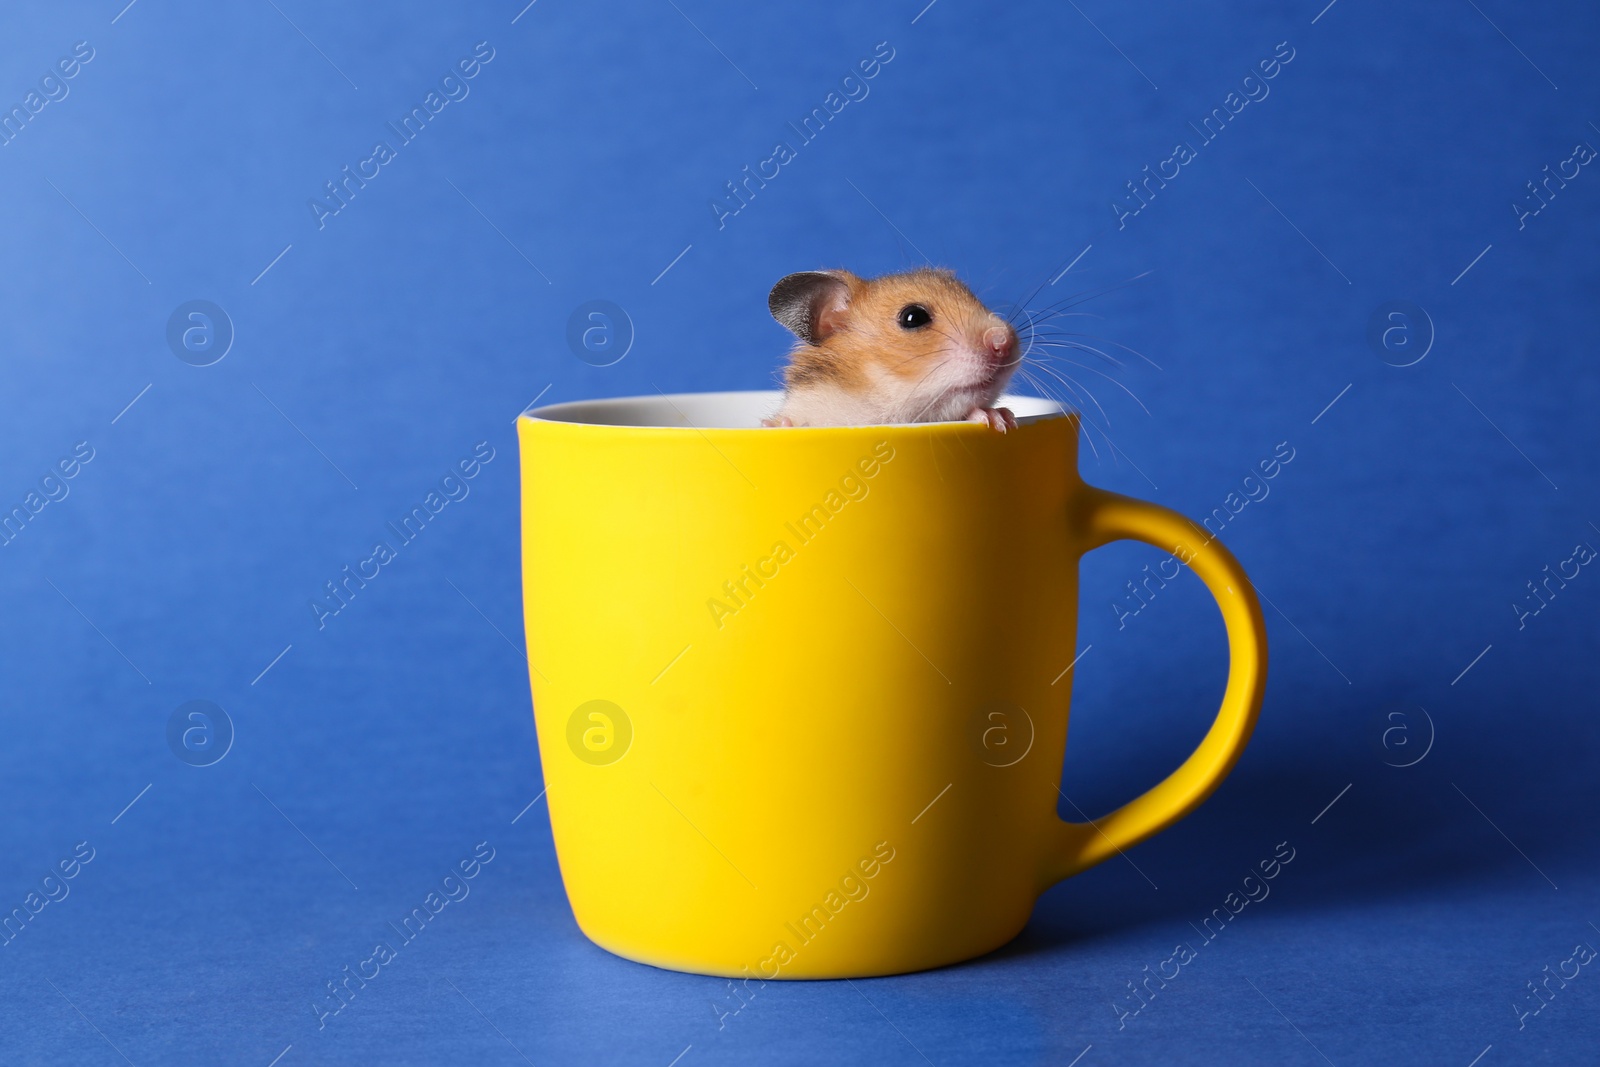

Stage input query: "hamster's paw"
[
  {"left": 965, "top": 406, "right": 1016, "bottom": 433},
  {"left": 760, "top": 415, "right": 795, "bottom": 428}
]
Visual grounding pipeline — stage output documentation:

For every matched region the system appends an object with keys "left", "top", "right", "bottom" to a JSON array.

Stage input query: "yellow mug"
[{"left": 518, "top": 391, "right": 1266, "bottom": 979}]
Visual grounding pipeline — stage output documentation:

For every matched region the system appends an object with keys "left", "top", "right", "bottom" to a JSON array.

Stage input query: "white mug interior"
[{"left": 523, "top": 390, "right": 1069, "bottom": 429}]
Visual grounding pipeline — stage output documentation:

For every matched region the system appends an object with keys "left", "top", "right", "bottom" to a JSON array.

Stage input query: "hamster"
[{"left": 764, "top": 268, "right": 1021, "bottom": 431}]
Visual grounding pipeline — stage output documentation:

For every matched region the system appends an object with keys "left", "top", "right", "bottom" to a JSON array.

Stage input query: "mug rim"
[{"left": 518, "top": 389, "right": 1073, "bottom": 431}]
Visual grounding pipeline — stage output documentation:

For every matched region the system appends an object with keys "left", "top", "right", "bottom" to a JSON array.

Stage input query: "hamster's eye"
[{"left": 897, "top": 304, "right": 932, "bottom": 330}]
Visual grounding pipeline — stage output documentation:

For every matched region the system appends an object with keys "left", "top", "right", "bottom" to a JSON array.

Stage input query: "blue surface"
[{"left": 2, "top": 1, "right": 1597, "bottom": 1064}]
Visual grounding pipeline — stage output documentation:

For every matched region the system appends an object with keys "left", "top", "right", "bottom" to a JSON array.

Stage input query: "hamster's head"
[{"left": 769, "top": 268, "right": 1019, "bottom": 421}]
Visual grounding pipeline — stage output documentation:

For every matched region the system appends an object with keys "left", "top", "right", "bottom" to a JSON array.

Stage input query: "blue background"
[{"left": 2, "top": 0, "right": 1596, "bottom": 1063}]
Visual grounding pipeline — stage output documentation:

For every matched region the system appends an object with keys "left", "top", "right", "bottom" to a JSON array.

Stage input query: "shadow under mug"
[{"left": 518, "top": 391, "right": 1267, "bottom": 979}]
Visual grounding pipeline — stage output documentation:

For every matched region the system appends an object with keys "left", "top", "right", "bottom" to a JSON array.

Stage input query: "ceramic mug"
[{"left": 518, "top": 391, "right": 1266, "bottom": 979}]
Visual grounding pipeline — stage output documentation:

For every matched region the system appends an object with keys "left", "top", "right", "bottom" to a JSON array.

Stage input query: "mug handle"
[{"left": 1042, "top": 487, "right": 1268, "bottom": 887}]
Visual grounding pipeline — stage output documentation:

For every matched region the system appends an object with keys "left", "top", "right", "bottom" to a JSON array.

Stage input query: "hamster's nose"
[{"left": 983, "top": 326, "right": 1015, "bottom": 359}]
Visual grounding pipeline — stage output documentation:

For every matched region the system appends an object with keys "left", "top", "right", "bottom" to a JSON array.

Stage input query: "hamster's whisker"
[
  {"left": 1016, "top": 366, "right": 1069, "bottom": 414},
  {"left": 1019, "top": 312, "right": 1106, "bottom": 330},
  {"left": 1018, "top": 324, "right": 1116, "bottom": 369},
  {"left": 1023, "top": 299, "right": 1105, "bottom": 321},
  {"left": 1017, "top": 312, "right": 1155, "bottom": 375},
  {"left": 1021, "top": 368, "right": 1104, "bottom": 462},
  {"left": 1007, "top": 248, "right": 1131, "bottom": 325},
  {"left": 1027, "top": 336, "right": 1126, "bottom": 369},
  {"left": 1015, "top": 367, "right": 1055, "bottom": 407},
  {"left": 1027, "top": 329, "right": 1160, "bottom": 371},
  {"left": 1025, "top": 360, "right": 1113, "bottom": 430},
  {"left": 1006, "top": 266, "right": 1066, "bottom": 328},
  {"left": 1023, "top": 360, "right": 1101, "bottom": 423},
  {"left": 1029, "top": 354, "right": 1150, "bottom": 417},
  {"left": 1081, "top": 418, "right": 1117, "bottom": 465},
  {"left": 1021, "top": 270, "right": 1153, "bottom": 320}
]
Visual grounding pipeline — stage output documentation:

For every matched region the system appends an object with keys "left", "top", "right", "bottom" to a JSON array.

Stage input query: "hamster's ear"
[{"left": 769, "top": 271, "right": 853, "bottom": 345}]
